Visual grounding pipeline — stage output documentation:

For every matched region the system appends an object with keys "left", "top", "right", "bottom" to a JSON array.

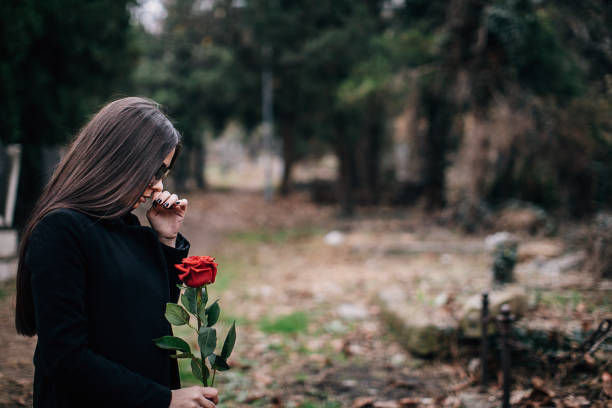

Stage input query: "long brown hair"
[{"left": 15, "top": 96, "right": 182, "bottom": 336}]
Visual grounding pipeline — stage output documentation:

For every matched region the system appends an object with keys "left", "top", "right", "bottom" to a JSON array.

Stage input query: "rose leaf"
[
  {"left": 197, "top": 301, "right": 208, "bottom": 326},
  {"left": 198, "top": 326, "right": 217, "bottom": 357},
  {"left": 153, "top": 336, "right": 191, "bottom": 354},
  {"left": 209, "top": 354, "right": 230, "bottom": 371},
  {"left": 181, "top": 287, "right": 198, "bottom": 314},
  {"left": 165, "top": 303, "right": 190, "bottom": 326},
  {"left": 205, "top": 300, "right": 220, "bottom": 327},
  {"left": 220, "top": 321, "right": 236, "bottom": 359}
]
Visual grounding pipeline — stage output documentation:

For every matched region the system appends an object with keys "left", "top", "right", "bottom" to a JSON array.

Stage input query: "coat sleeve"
[
  {"left": 28, "top": 210, "right": 172, "bottom": 408},
  {"left": 160, "top": 232, "right": 190, "bottom": 303}
]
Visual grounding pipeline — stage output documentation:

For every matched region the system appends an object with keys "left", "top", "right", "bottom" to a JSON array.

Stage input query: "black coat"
[{"left": 26, "top": 208, "right": 190, "bottom": 408}]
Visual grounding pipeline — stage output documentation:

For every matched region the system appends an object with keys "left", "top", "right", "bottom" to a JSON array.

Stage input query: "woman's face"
[{"left": 133, "top": 147, "right": 176, "bottom": 209}]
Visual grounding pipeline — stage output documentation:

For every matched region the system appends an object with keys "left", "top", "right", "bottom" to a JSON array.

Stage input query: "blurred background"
[{"left": 1, "top": 0, "right": 611, "bottom": 407}]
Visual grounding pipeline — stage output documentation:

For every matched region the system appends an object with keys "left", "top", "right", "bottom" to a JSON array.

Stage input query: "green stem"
[
  {"left": 211, "top": 369, "right": 216, "bottom": 387},
  {"left": 196, "top": 287, "right": 207, "bottom": 386}
]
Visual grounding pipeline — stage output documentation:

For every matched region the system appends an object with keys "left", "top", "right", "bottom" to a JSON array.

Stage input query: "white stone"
[
  {"left": 0, "top": 229, "right": 18, "bottom": 258},
  {"left": 390, "top": 353, "right": 407, "bottom": 367},
  {"left": 485, "top": 231, "right": 517, "bottom": 250},
  {"left": 325, "top": 320, "right": 348, "bottom": 333},
  {"left": 337, "top": 303, "right": 369, "bottom": 320},
  {"left": 0, "top": 259, "right": 17, "bottom": 281},
  {"left": 324, "top": 230, "right": 344, "bottom": 246}
]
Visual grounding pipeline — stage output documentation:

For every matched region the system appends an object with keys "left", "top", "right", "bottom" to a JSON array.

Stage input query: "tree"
[{"left": 1, "top": 0, "right": 138, "bottom": 228}]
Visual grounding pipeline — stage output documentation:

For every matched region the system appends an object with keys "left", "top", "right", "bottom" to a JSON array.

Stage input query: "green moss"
[{"left": 260, "top": 311, "right": 309, "bottom": 334}]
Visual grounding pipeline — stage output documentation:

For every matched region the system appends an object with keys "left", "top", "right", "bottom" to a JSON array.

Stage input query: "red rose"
[{"left": 175, "top": 256, "right": 218, "bottom": 287}]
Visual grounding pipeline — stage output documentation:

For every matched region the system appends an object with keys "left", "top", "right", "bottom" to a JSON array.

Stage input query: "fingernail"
[
  {"left": 156, "top": 199, "right": 161, "bottom": 204},
  {"left": 175, "top": 200, "right": 181, "bottom": 205},
  {"left": 164, "top": 203, "right": 169, "bottom": 208},
  {"left": 153, "top": 202, "right": 157, "bottom": 207}
]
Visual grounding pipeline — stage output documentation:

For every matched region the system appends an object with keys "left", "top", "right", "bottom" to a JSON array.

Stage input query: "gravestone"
[{"left": 0, "top": 144, "right": 21, "bottom": 281}]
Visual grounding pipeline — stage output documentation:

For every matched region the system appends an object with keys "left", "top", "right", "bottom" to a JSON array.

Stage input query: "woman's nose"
[{"left": 149, "top": 178, "right": 163, "bottom": 192}]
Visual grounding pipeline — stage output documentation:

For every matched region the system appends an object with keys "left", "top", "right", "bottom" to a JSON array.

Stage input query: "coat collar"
[{"left": 99, "top": 211, "right": 141, "bottom": 227}]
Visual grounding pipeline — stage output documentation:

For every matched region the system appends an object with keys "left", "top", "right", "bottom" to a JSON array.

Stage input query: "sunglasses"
[
  {"left": 153, "top": 164, "right": 171, "bottom": 181},
  {"left": 151, "top": 144, "right": 182, "bottom": 182}
]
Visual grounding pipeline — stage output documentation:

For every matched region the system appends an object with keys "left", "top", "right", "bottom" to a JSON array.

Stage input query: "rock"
[
  {"left": 460, "top": 285, "right": 528, "bottom": 338},
  {"left": 457, "top": 392, "right": 496, "bottom": 408},
  {"left": 390, "top": 353, "right": 407, "bottom": 367},
  {"left": 584, "top": 212, "right": 612, "bottom": 279},
  {"left": 325, "top": 320, "right": 349, "bottom": 334},
  {"left": 324, "top": 230, "right": 344, "bottom": 246},
  {"left": 467, "top": 358, "right": 481, "bottom": 375},
  {"left": 378, "top": 287, "right": 456, "bottom": 356},
  {"left": 517, "top": 240, "right": 564, "bottom": 262},
  {"left": 540, "top": 251, "right": 585, "bottom": 275},
  {"left": 485, "top": 232, "right": 517, "bottom": 251},
  {"left": 337, "top": 303, "right": 369, "bottom": 320}
]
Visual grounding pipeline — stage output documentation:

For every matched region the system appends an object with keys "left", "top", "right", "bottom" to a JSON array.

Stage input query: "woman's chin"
[{"left": 133, "top": 197, "right": 147, "bottom": 209}]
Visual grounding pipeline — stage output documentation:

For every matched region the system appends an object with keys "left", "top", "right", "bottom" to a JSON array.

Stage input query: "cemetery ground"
[{"left": 0, "top": 190, "right": 611, "bottom": 407}]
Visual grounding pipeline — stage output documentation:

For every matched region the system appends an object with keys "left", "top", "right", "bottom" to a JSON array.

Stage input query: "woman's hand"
[
  {"left": 146, "top": 190, "right": 188, "bottom": 247},
  {"left": 169, "top": 387, "right": 218, "bottom": 408}
]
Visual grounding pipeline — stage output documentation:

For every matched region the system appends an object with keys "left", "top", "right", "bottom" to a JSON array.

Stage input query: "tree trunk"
[
  {"left": 279, "top": 118, "right": 295, "bottom": 196},
  {"left": 334, "top": 119, "right": 355, "bottom": 217},
  {"left": 193, "top": 134, "right": 207, "bottom": 190}
]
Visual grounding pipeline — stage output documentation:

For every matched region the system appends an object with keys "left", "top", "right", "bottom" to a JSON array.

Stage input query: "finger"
[
  {"left": 151, "top": 190, "right": 164, "bottom": 203},
  {"left": 197, "top": 396, "right": 215, "bottom": 408},
  {"left": 162, "top": 194, "right": 179, "bottom": 209},
  {"left": 154, "top": 190, "right": 171, "bottom": 206},
  {"left": 202, "top": 388, "right": 219, "bottom": 404},
  {"left": 175, "top": 198, "right": 188, "bottom": 210}
]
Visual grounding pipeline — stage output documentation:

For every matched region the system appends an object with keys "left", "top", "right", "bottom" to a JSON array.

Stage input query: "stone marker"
[
  {"left": 460, "top": 285, "right": 528, "bottom": 338},
  {"left": 378, "top": 287, "right": 455, "bottom": 356}
]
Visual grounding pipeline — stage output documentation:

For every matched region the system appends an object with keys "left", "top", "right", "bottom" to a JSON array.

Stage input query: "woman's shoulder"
[
  {"left": 31, "top": 208, "right": 99, "bottom": 244},
  {"left": 37, "top": 207, "right": 93, "bottom": 229},
  {"left": 27, "top": 209, "right": 94, "bottom": 262}
]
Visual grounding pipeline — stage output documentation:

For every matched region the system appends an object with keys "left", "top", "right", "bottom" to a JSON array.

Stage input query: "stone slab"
[
  {"left": 0, "top": 229, "right": 18, "bottom": 258},
  {"left": 0, "top": 259, "right": 17, "bottom": 281},
  {"left": 378, "top": 287, "right": 456, "bottom": 356}
]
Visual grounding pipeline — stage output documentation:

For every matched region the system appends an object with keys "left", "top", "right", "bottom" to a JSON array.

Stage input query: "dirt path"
[{"left": 1, "top": 190, "right": 608, "bottom": 407}]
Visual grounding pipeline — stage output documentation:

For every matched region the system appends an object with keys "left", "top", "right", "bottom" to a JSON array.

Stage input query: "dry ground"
[{"left": 1, "top": 190, "right": 610, "bottom": 407}]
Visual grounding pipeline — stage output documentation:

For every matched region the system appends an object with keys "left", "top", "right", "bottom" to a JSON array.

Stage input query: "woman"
[{"left": 14, "top": 97, "right": 218, "bottom": 408}]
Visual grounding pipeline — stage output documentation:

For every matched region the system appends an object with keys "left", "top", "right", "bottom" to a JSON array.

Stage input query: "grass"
[
  {"left": 260, "top": 311, "right": 309, "bottom": 334},
  {"left": 534, "top": 289, "right": 610, "bottom": 312},
  {"left": 208, "top": 255, "right": 245, "bottom": 292},
  {"left": 227, "top": 226, "right": 324, "bottom": 245}
]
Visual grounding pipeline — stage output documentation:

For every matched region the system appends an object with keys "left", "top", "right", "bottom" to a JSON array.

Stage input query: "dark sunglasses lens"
[{"left": 155, "top": 166, "right": 170, "bottom": 180}]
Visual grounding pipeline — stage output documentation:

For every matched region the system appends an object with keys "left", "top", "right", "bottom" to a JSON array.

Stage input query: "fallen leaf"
[
  {"left": 373, "top": 401, "right": 399, "bottom": 408},
  {"left": 442, "top": 396, "right": 461, "bottom": 408},
  {"left": 532, "top": 377, "right": 555, "bottom": 397},
  {"left": 353, "top": 396, "right": 376, "bottom": 408},
  {"left": 398, "top": 398, "right": 420, "bottom": 407},
  {"left": 602, "top": 372, "right": 612, "bottom": 398},
  {"left": 562, "top": 395, "right": 590, "bottom": 408},
  {"left": 510, "top": 388, "right": 532, "bottom": 405},
  {"left": 584, "top": 353, "right": 596, "bottom": 366}
]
